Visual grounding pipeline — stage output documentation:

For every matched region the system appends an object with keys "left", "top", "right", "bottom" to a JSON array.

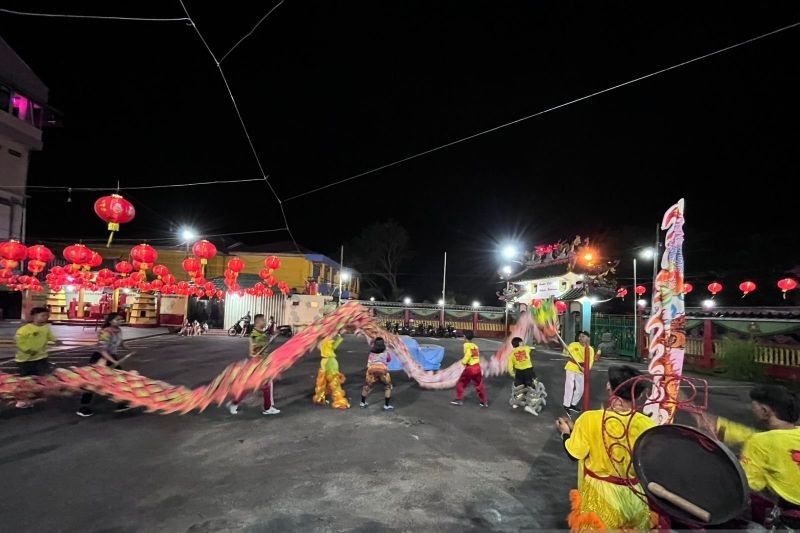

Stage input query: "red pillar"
[
  {"left": 472, "top": 311, "right": 478, "bottom": 336},
  {"left": 404, "top": 307, "right": 410, "bottom": 325},
  {"left": 702, "top": 318, "right": 714, "bottom": 369}
]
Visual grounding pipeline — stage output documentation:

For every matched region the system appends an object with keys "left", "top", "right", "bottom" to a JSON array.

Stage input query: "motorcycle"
[
  {"left": 227, "top": 315, "right": 251, "bottom": 336},
  {"left": 278, "top": 325, "right": 293, "bottom": 338}
]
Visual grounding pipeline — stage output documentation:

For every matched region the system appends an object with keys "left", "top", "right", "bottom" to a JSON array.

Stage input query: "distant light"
[
  {"left": 341, "top": 271, "right": 351, "bottom": 281},
  {"left": 640, "top": 247, "right": 655, "bottom": 260},
  {"left": 502, "top": 265, "right": 513, "bottom": 275},
  {"left": 437, "top": 299, "right": 444, "bottom": 306},
  {"left": 369, "top": 296, "right": 375, "bottom": 302},
  {"left": 637, "top": 299, "right": 647, "bottom": 307},
  {"left": 65, "top": 285, "right": 74, "bottom": 291},
  {"left": 702, "top": 299, "right": 715, "bottom": 309},
  {"left": 403, "top": 297, "right": 412, "bottom": 305},
  {"left": 502, "top": 245, "right": 518, "bottom": 259},
  {"left": 589, "top": 296, "right": 598, "bottom": 304},
  {"left": 181, "top": 227, "right": 197, "bottom": 242},
  {"left": 472, "top": 301, "right": 480, "bottom": 308},
  {"left": 583, "top": 253, "right": 593, "bottom": 262},
  {"left": 122, "top": 288, "right": 130, "bottom": 294}
]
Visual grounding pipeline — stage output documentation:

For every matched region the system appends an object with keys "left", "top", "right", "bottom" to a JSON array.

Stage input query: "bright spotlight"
[
  {"left": 403, "top": 297, "right": 412, "bottom": 305},
  {"left": 502, "top": 245, "right": 518, "bottom": 259},
  {"left": 472, "top": 301, "right": 480, "bottom": 308}
]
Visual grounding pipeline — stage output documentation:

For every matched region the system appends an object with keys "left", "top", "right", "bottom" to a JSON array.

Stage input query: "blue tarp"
[{"left": 388, "top": 336, "right": 445, "bottom": 371}]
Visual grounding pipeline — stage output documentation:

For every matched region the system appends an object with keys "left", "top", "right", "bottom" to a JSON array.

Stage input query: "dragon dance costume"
[{"left": 313, "top": 336, "right": 350, "bottom": 409}]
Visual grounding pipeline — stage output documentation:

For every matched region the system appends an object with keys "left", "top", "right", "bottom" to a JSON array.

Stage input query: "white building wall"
[{"left": 223, "top": 293, "right": 287, "bottom": 329}]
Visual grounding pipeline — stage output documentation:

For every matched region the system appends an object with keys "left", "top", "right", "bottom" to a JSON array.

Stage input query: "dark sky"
[{"left": 2, "top": 1, "right": 799, "bottom": 306}]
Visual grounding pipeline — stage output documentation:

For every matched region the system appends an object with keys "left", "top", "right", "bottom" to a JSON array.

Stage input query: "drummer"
[{"left": 698, "top": 384, "right": 800, "bottom": 527}]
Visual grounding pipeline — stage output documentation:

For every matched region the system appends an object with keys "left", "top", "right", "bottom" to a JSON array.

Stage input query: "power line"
[
  {"left": 4, "top": 178, "right": 264, "bottom": 191},
  {"left": 27, "top": 228, "right": 288, "bottom": 244},
  {"left": 177, "top": 0, "right": 301, "bottom": 254},
  {"left": 0, "top": 8, "right": 189, "bottom": 22},
  {"left": 283, "top": 20, "right": 800, "bottom": 202},
  {"left": 219, "top": 0, "right": 285, "bottom": 63}
]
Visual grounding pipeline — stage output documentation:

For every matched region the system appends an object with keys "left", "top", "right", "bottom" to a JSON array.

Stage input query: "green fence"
[{"left": 591, "top": 314, "right": 636, "bottom": 358}]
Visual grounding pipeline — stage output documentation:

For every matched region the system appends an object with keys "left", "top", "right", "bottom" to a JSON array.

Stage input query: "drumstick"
[{"left": 648, "top": 482, "right": 711, "bottom": 523}]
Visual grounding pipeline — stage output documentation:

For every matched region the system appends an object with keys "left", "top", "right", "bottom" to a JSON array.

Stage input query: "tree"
[{"left": 346, "top": 220, "right": 412, "bottom": 300}]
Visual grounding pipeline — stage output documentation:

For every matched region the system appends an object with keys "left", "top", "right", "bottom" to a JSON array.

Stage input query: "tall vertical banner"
[{"left": 643, "top": 199, "right": 686, "bottom": 424}]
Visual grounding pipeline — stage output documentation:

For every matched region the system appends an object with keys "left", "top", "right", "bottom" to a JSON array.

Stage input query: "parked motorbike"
[
  {"left": 227, "top": 315, "right": 251, "bottom": 336},
  {"left": 278, "top": 325, "right": 293, "bottom": 338}
]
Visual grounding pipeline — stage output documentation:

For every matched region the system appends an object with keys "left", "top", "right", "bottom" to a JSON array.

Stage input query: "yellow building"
[{"left": 100, "top": 242, "right": 360, "bottom": 298}]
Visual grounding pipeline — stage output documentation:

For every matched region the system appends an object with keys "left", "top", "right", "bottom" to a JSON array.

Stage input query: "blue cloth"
[{"left": 388, "top": 336, "right": 444, "bottom": 371}]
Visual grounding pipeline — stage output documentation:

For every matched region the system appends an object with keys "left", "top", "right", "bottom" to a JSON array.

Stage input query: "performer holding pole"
[
  {"left": 227, "top": 314, "right": 281, "bottom": 416},
  {"left": 77, "top": 312, "right": 132, "bottom": 417},
  {"left": 562, "top": 331, "right": 598, "bottom": 414}
]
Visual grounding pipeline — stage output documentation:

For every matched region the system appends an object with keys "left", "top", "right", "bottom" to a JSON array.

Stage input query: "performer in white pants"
[{"left": 562, "top": 331, "right": 598, "bottom": 412}]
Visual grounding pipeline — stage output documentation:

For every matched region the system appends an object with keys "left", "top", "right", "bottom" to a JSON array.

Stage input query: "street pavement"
[{"left": 0, "top": 333, "right": 757, "bottom": 532}]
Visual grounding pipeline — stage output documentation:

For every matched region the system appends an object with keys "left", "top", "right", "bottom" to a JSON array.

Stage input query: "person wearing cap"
[{"left": 562, "top": 331, "right": 598, "bottom": 413}]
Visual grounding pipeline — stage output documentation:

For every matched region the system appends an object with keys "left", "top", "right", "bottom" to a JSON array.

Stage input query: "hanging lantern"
[
  {"left": 162, "top": 274, "right": 176, "bottom": 285},
  {"left": 27, "top": 244, "right": 54, "bottom": 264},
  {"left": 264, "top": 288, "right": 274, "bottom": 298},
  {"left": 616, "top": 287, "right": 628, "bottom": 299},
  {"left": 130, "top": 271, "right": 145, "bottom": 284},
  {"left": 258, "top": 268, "right": 271, "bottom": 280},
  {"left": 191, "top": 240, "right": 217, "bottom": 269},
  {"left": 85, "top": 251, "right": 103, "bottom": 270},
  {"left": 777, "top": 278, "right": 798, "bottom": 299},
  {"left": 0, "top": 240, "right": 28, "bottom": 262},
  {"left": 555, "top": 300, "right": 567, "bottom": 314},
  {"left": 27, "top": 260, "right": 46, "bottom": 275},
  {"left": 130, "top": 244, "right": 157, "bottom": 271},
  {"left": 63, "top": 243, "right": 92, "bottom": 267},
  {"left": 139, "top": 281, "right": 152, "bottom": 292},
  {"left": 0, "top": 258, "right": 19, "bottom": 270},
  {"left": 115, "top": 261, "right": 134, "bottom": 277},
  {"left": 194, "top": 276, "right": 207, "bottom": 287},
  {"left": 265, "top": 256, "right": 281, "bottom": 270},
  {"left": 227, "top": 256, "right": 245, "bottom": 273},
  {"left": 738, "top": 281, "right": 756, "bottom": 298},
  {"left": 683, "top": 282, "right": 694, "bottom": 295},
  {"left": 151, "top": 279, "right": 164, "bottom": 291},
  {"left": 707, "top": 282, "right": 723, "bottom": 296},
  {"left": 215, "top": 289, "right": 225, "bottom": 299},
  {"left": 152, "top": 264, "right": 170, "bottom": 279},
  {"left": 93, "top": 194, "right": 136, "bottom": 246},
  {"left": 224, "top": 268, "right": 238, "bottom": 279},
  {"left": 204, "top": 281, "right": 215, "bottom": 293},
  {"left": 182, "top": 257, "right": 201, "bottom": 276},
  {"left": 635, "top": 285, "right": 647, "bottom": 296}
]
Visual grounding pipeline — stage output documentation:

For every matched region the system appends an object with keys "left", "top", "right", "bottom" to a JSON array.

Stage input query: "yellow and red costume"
[{"left": 314, "top": 336, "right": 350, "bottom": 409}]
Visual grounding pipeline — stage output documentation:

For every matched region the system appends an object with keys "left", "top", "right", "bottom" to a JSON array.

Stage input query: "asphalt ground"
[{"left": 0, "top": 333, "right": 756, "bottom": 532}]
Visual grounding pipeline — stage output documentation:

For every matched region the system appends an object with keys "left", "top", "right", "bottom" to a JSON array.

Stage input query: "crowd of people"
[{"left": 9, "top": 308, "right": 800, "bottom": 530}]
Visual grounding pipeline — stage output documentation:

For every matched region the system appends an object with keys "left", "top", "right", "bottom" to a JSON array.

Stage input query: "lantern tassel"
[{"left": 107, "top": 231, "right": 115, "bottom": 248}]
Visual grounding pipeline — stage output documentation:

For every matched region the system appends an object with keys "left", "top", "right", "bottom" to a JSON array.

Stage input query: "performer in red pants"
[{"left": 451, "top": 331, "right": 488, "bottom": 407}]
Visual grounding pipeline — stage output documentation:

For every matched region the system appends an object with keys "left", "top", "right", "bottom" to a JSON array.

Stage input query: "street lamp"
[
  {"left": 403, "top": 297, "right": 412, "bottom": 305},
  {"left": 638, "top": 299, "right": 648, "bottom": 307},
  {"left": 472, "top": 301, "right": 480, "bottom": 308},
  {"left": 180, "top": 227, "right": 197, "bottom": 254},
  {"left": 369, "top": 296, "right": 375, "bottom": 302},
  {"left": 502, "top": 245, "right": 518, "bottom": 259},
  {"left": 437, "top": 299, "right": 444, "bottom": 306},
  {"left": 338, "top": 271, "right": 351, "bottom": 306},
  {"left": 502, "top": 265, "right": 512, "bottom": 276},
  {"left": 702, "top": 299, "right": 715, "bottom": 309}
]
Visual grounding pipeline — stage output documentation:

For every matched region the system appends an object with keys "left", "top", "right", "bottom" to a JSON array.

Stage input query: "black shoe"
[
  {"left": 76, "top": 407, "right": 94, "bottom": 417},
  {"left": 569, "top": 404, "right": 582, "bottom": 412}
]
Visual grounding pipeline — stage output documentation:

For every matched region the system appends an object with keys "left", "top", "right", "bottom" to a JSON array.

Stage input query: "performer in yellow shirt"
[
  {"left": 451, "top": 331, "right": 487, "bottom": 407},
  {"left": 14, "top": 307, "right": 62, "bottom": 409},
  {"left": 314, "top": 335, "right": 350, "bottom": 409},
  {"left": 699, "top": 384, "right": 800, "bottom": 527},
  {"left": 556, "top": 365, "right": 656, "bottom": 531},
  {"left": 562, "top": 331, "right": 597, "bottom": 413},
  {"left": 508, "top": 336, "right": 534, "bottom": 386}
]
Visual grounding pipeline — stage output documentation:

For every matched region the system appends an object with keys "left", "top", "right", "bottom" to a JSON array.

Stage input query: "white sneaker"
[
  {"left": 15, "top": 401, "right": 33, "bottom": 409},
  {"left": 226, "top": 401, "right": 239, "bottom": 415},
  {"left": 524, "top": 405, "right": 540, "bottom": 416},
  {"left": 360, "top": 402, "right": 368, "bottom": 408},
  {"left": 383, "top": 404, "right": 394, "bottom": 411},
  {"left": 262, "top": 407, "right": 281, "bottom": 415}
]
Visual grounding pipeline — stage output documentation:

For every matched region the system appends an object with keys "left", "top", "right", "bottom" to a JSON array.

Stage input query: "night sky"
[{"left": 2, "top": 1, "right": 799, "bottom": 306}]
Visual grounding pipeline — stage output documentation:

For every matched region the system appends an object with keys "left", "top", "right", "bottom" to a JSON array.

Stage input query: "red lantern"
[
  {"left": 683, "top": 282, "right": 693, "bottom": 295},
  {"left": 162, "top": 274, "right": 176, "bottom": 285},
  {"left": 27, "top": 260, "right": 46, "bottom": 275},
  {"left": 258, "top": 268, "right": 271, "bottom": 280},
  {"left": 195, "top": 289, "right": 205, "bottom": 298},
  {"left": 707, "top": 282, "right": 723, "bottom": 296},
  {"left": 204, "top": 281, "right": 215, "bottom": 293},
  {"left": 86, "top": 251, "right": 103, "bottom": 269},
  {"left": 27, "top": 244, "right": 54, "bottom": 263},
  {"left": 93, "top": 194, "right": 135, "bottom": 246},
  {"left": 130, "top": 271, "right": 145, "bottom": 284},
  {"left": 224, "top": 269, "right": 238, "bottom": 279},
  {"left": 191, "top": 240, "right": 217, "bottom": 266},
  {"left": 152, "top": 264, "right": 170, "bottom": 278},
  {"left": 130, "top": 244, "right": 157, "bottom": 270},
  {"left": 139, "top": 281, "right": 152, "bottom": 292},
  {"left": 0, "top": 258, "right": 18, "bottom": 270},
  {"left": 228, "top": 283, "right": 240, "bottom": 292},
  {"left": 151, "top": 279, "right": 164, "bottom": 290},
  {"left": 738, "top": 281, "right": 756, "bottom": 297},
  {"left": 555, "top": 300, "right": 567, "bottom": 314},
  {"left": 215, "top": 289, "right": 225, "bottom": 299},
  {"left": 616, "top": 287, "right": 628, "bottom": 299},
  {"left": 778, "top": 278, "right": 798, "bottom": 299},
  {"left": 227, "top": 256, "right": 245, "bottom": 273},
  {"left": 115, "top": 261, "right": 134, "bottom": 276},
  {"left": 0, "top": 240, "right": 27, "bottom": 262},
  {"left": 265, "top": 256, "right": 281, "bottom": 270},
  {"left": 182, "top": 257, "right": 201, "bottom": 276},
  {"left": 63, "top": 243, "right": 92, "bottom": 266},
  {"left": 635, "top": 285, "right": 646, "bottom": 296},
  {"left": 265, "top": 288, "right": 274, "bottom": 298}
]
